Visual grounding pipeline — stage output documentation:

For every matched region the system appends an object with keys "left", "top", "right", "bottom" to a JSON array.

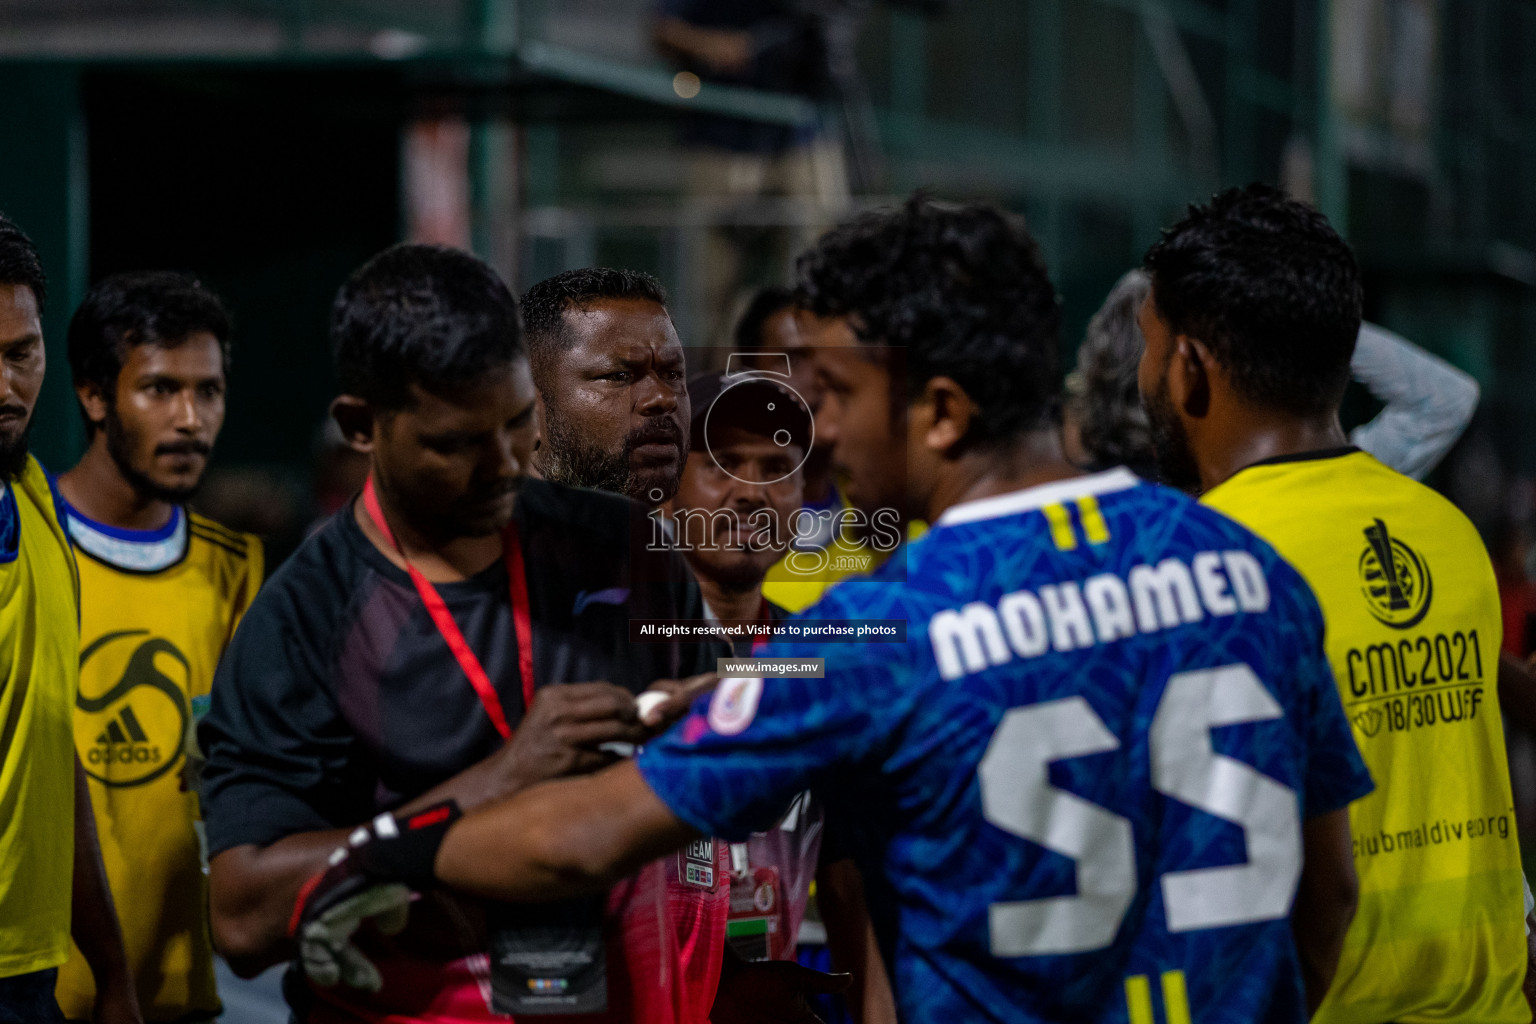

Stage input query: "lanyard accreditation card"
[{"left": 362, "top": 478, "right": 608, "bottom": 1016}]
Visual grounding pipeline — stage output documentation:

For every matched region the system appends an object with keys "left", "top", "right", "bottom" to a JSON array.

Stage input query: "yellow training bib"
[
  {"left": 54, "top": 506, "right": 260, "bottom": 1022},
  {"left": 1205, "top": 448, "right": 1528, "bottom": 1024},
  {"left": 0, "top": 457, "right": 80, "bottom": 980}
]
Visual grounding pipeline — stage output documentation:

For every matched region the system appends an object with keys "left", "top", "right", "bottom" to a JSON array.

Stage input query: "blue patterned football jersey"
[{"left": 638, "top": 468, "right": 1373, "bottom": 1024}]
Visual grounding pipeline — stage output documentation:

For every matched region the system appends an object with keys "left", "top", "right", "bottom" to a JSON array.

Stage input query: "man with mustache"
[
  {"left": 522, "top": 268, "right": 690, "bottom": 509},
  {"left": 52, "top": 272, "right": 261, "bottom": 1024},
  {"left": 0, "top": 215, "right": 141, "bottom": 1024},
  {"left": 199, "top": 244, "right": 732, "bottom": 1024}
]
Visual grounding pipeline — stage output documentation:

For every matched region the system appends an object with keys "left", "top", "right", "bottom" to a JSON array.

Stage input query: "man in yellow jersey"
[
  {"left": 0, "top": 214, "right": 141, "bottom": 1023},
  {"left": 1138, "top": 183, "right": 1528, "bottom": 1023},
  {"left": 52, "top": 272, "right": 262, "bottom": 1024}
]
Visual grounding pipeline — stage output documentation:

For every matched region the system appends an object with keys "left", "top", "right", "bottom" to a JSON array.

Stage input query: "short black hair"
[
  {"left": 0, "top": 212, "right": 47, "bottom": 311},
  {"left": 332, "top": 243, "right": 523, "bottom": 410},
  {"left": 522, "top": 268, "right": 669, "bottom": 366},
  {"left": 734, "top": 286, "right": 796, "bottom": 350},
  {"left": 68, "top": 271, "right": 232, "bottom": 431},
  {"left": 1143, "top": 183, "right": 1362, "bottom": 415},
  {"left": 795, "top": 193, "right": 1062, "bottom": 445}
]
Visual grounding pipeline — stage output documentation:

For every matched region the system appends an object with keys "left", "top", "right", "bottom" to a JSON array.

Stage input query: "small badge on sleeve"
[{"left": 708, "top": 676, "right": 763, "bottom": 736}]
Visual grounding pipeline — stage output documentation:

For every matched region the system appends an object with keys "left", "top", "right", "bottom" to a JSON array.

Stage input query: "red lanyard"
[{"left": 362, "top": 478, "right": 533, "bottom": 740}]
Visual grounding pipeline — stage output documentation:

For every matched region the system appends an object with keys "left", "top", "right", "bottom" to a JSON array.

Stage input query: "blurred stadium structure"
[{"left": 0, "top": 0, "right": 1534, "bottom": 512}]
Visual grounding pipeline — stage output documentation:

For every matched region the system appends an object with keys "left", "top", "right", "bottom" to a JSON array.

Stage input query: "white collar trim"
[
  {"left": 67, "top": 506, "right": 188, "bottom": 572},
  {"left": 935, "top": 467, "right": 1141, "bottom": 527}
]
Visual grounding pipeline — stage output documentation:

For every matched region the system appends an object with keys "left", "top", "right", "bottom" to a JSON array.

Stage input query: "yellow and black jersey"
[
  {"left": 1204, "top": 447, "right": 1527, "bottom": 1024},
  {"left": 55, "top": 501, "right": 261, "bottom": 1023},
  {"left": 0, "top": 457, "right": 80, "bottom": 981}
]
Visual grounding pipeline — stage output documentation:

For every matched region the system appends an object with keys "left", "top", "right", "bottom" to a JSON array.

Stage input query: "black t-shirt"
[{"left": 201, "top": 477, "right": 723, "bottom": 855}]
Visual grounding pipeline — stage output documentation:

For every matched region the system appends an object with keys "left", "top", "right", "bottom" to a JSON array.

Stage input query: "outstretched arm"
[
  {"left": 434, "top": 760, "right": 699, "bottom": 902},
  {"left": 212, "top": 681, "right": 651, "bottom": 975}
]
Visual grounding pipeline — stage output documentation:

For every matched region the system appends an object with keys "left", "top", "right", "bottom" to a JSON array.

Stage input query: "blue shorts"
[{"left": 0, "top": 967, "right": 64, "bottom": 1024}]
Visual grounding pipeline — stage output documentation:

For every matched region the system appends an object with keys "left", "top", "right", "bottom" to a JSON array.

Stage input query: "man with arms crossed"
[
  {"left": 292, "top": 196, "right": 1373, "bottom": 1023},
  {"left": 201, "top": 244, "right": 726, "bottom": 1023},
  {"left": 1138, "top": 184, "right": 1529, "bottom": 1024},
  {"left": 53, "top": 272, "right": 261, "bottom": 1024},
  {"left": 0, "top": 214, "right": 140, "bottom": 1024}
]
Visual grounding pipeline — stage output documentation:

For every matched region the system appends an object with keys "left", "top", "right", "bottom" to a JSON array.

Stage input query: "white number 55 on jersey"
[{"left": 978, "top": 663, "right": 1301, "bottom": 957}]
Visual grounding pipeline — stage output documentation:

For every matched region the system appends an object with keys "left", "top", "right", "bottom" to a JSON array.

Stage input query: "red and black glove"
[{"left": 290, "top": 801, "right": 462, "bottom": 991}]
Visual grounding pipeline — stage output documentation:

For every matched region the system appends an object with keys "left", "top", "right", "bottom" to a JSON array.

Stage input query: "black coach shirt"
[{"left": 200, "top": 477, "right": 722, "bottom": 855}]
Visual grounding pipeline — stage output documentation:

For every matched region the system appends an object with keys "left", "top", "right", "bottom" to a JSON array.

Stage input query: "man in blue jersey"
[{"left": 290, "top": 196, "right": 1371, "bottom": 1023}]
